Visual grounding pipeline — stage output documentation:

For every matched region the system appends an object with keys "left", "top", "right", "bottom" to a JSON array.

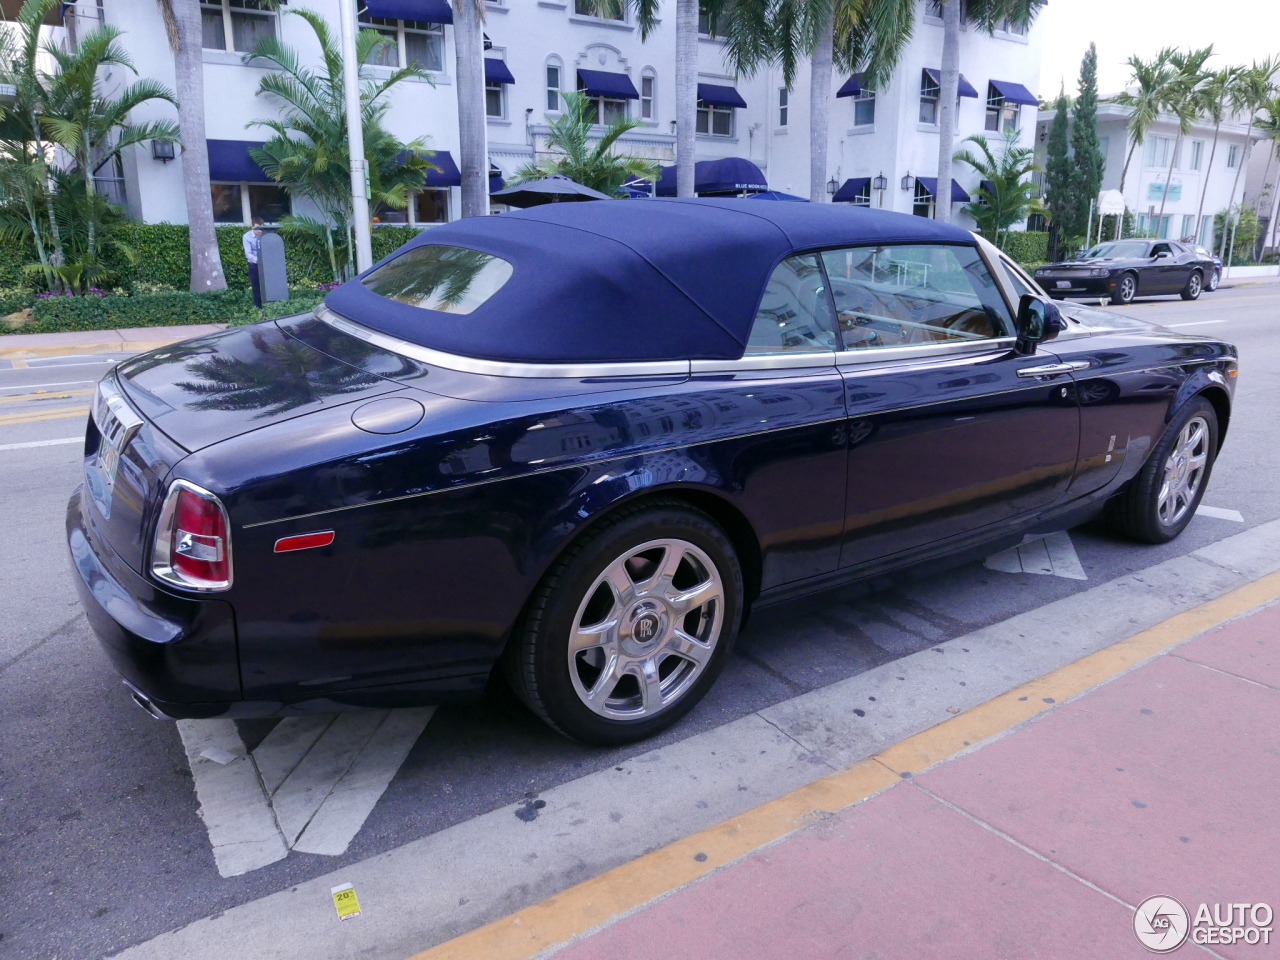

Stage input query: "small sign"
[{"left": 331, "top": 883, "right": 362, "bottom": 921}]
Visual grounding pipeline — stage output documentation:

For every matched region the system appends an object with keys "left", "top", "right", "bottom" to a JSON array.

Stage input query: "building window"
[
  {"left": 778, "top": 87, "right": 788, "bottom": 126},
  {"left": 696, "top": 97, "right": 734, "bottom": 137},
  {"left": 374, "top": 189, "right": 449, "bottom": 225},
  {"left": 578, "top": 76, "right": 628, "bottom": 124},
  {"left": 698, "top": 3, "right": 718, "bottom": 35},
  {"left": 1181, "top": 214, "right": 1196, "bottom": 240},
  {"left": 357, "top": 13, "right": 445, "bottom": 72},
  {"left": 912, "top": 180, "right": 934, "bottom": 218},
  {"left": 210, "top": 181, "right": 290, "bottom": 224},
  {"left": 486, "top": 80, "right": 506, "bottom": 118},
  {"left": 926, "top": 0, "right": 969, "bottom": 21},
  {"left": 575, "top": 0, "right": 624, "bottom": 19},
  {"left": 1189, "top": 140, "right": 1204, "bottom": 171},
  {"left": 1145, "top": 136, "right": 1174, "bottom": 169},
  {"left": 641, "top": 71, "right": 655, "bottom": 120},
  {"left": 546, "top": 58, "right": 563, "bottom": 111},
  {"left": 919, "top": 70, "right": 939, "bottom": 125},
  {"left": 853, "top": 87, "right": 875, "bottom": 126},
  {"left": 1001, "top": 16, "right": 1028, "bottom": 35},
  {"left": 984, "top": 83, "right": 1019, "bottom": 133},
  {"left": 1227, "top": 144, "right": 1240, "bottom": 168},
  {"left": 200, "top": 0, "right": 275, "bottom": 54},
  {"left": 850, "top": 181, "right": 871, "bottom": 207}
]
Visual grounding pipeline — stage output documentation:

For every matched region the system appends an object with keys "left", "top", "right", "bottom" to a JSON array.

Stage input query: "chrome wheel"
[
  {"left": 1157, "top": 416, "right": 1209, "bottom": 526},
  {"left": 1208, "top": 269, "right": 1221, "bottom": 291},
  {"left": 1188, "top": 273, "right": 1201, "bottom": 297},
  {"left": 567, "top": 538, "right": 724, "bottom": 721},
  {"left": 1119, "top": 275, "right": 1136, "bottom": 302}
]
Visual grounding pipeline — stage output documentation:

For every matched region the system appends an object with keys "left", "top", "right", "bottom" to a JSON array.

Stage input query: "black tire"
[
  {"left": 1109, "top": 272, "right": 1138, "bottom": 306},
  {"left": 1180, "top": 270, "right": 1203, "bottom": 301},
  {"left": 1206, "top": 268, "right": 1221, "bottom": 292},
  {"left": 505, "top": 500, "right": 743, "bottom": 745},
  {"left": 1108, "top": 397, "right": 1218, "bottom": 544}
]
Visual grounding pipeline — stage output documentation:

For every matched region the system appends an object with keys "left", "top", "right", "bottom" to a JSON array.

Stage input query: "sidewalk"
[
  {"left": 428, "top": 585, "right": 1280, "bottom": 960},
  {"left": 0, "top": 323, "right": 224, "bottom": 360}
]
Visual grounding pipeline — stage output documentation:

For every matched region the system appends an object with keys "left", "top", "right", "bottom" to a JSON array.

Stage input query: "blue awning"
[
  {"left": 832, "top": 177, "right": 871, "bottom": 203},
  {"left": 484, "top": 58, "right": 515, "bottom": 84},
  {"left": 654, "top": 157, "right": 768, "bottom": 196},
  {"left": 924, "top": 68, "right": 978, "bottom": 99},
  {"left": 577, "top": 69, "right": 640, "bottom": 100},
  {"left": 835, "top": 73, "right": 865, "bottom": 98},
  {"left": 915, "top": 176, "right": 970, "bottom": 203},
  {"left": 420, "top": 150, "right": 461, "bottom": 187},
  {"left": 362, "top": 0, "right": 452, "bottom": 23},
  {"left": 207, "top": 139, "right": 269, "bottom": 182},
  {"left": 989, "top": 79, "right": 1039, "bottom": 106},
  {"left": 697, "top": 83, "right": 747, "bottom": 108}
]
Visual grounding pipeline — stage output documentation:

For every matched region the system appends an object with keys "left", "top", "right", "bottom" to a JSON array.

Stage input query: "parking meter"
[{"left": 258, "top": 231, "right": 289, "bottom": 303}]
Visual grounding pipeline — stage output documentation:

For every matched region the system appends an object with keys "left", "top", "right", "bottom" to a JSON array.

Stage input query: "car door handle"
[{"left": 1017, "top": 361, "right": 1091, "bottom": 378}]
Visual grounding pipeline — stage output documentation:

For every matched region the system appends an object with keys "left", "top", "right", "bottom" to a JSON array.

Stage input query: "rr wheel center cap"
[{"left": 623, "top": 602, "right": 668, "bottom": 652}]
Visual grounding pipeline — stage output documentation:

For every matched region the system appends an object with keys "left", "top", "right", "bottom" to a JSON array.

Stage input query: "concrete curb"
[
  {"left": 0, "top": 324, "right": 225, "bottom": 360},
  {"left": 110, "top": 518, "right": 1280, "bottom": 960}
]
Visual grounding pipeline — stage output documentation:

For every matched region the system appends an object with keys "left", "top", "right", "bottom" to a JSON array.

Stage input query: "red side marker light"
[{"left": 274, "top": 531, "right": 336, "bottom": 553}]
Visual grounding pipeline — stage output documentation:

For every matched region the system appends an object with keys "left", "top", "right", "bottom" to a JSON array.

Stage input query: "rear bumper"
[{"left": 67, "top": 486, "right": 244, "bottom": 716}]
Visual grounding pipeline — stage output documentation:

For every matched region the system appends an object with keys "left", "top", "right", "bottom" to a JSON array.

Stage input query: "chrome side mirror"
[{"left": 1015, "top": 295, "right": 1066, "bottom": 355}]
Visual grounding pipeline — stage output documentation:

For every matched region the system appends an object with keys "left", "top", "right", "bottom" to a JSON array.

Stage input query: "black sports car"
[
  {"left": 67, "top": 200, "right": 1237, "bottom": 746},
  {"left": 1034, "top": 239, "right": 1217, "bottom": 305}
]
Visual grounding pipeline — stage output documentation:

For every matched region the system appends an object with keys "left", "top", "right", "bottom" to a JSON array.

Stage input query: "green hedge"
[
  {"left": 6, "top": 289, "right": 325, "bottom": 335},
  {"left": 1000, "top": 231, "right": 1049, "bottom": 266},
  {"left": 0, "top": 223, "right": 423, "bottom": 292}
]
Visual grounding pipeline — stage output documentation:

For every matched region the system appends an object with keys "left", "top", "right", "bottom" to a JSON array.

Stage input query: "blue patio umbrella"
[
  {"left": 490, "top": 174, "right": 613, "bottom": 207},
  {"left": 655, "top": 158, "right": 769, "bottom": 196},
  {"left": 748, "top": 190, "right": 809, "bottom": 202}
]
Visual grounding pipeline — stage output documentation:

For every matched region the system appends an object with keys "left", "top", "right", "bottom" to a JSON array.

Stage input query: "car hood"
[
  {"left": 1040, "top": 257, "right": 1139, "bottom": 269},
  {"left": 114, "top": 319, "right": 419, "bottom": 451},
  {"left": 1054, "top": 299, "right": 1176, "bottom": 335}
]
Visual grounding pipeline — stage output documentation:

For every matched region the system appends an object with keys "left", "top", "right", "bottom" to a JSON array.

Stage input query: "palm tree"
[
  {"left": 1192, "top": 65, "right": 1244, "bottom": 246},
  {"left": 1223, "top": 57, "right": 1279, "bottom": 260},
  {"left": 1153, "top": 46, "right": 1212, "bottom": 239},
  {"left": 157, "top": 0, "right": 227, "bottom": 292},
  {"left": 245, "top": 9, "right": 436, "bottom": 281},
  {"left": 453, "top": 0, "right": 489, "bottom": 218},
  {"left": 934, "top": 0, "right": 1045, "bottom": 222},
  {"left": 1113, "top": 49, "right": 1175, "bottom": 193},
  {"left": 953, "top": 129, "right": 1043, "bottom": 247},
  {"left": 511, "top": 91, "right": 659, "bottom": 195},
  {"left": 1253, "top": 96, "right": 1280, "bottom": 253},
  {"left": 717, "top": 0, "right": 917, "bottom": 203}
]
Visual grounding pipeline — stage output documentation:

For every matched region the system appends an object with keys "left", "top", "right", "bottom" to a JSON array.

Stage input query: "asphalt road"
[{"left": 1, "top": 284, "right": 1276, "bottom": 960}]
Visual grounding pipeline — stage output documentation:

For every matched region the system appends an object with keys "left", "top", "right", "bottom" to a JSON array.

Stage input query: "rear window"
[{"left": 361, "top": 244, "right": 513, "bottom": 314}]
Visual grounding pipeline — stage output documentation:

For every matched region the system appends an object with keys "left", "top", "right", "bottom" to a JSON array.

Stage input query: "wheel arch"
[{"left": 1195, "top": 384, "right": 1231, "bottom": 449}]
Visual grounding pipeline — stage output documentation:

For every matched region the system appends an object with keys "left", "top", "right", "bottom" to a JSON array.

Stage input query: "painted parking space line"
[
  {"left": 0, "top": 437, "right": 81, "bottom": 452},
  {"left": 984, "top": 531, "right": 1086, "bottom": 580},
  {"left": 1197, "top": 504, "right": 1245, "bottom": 522},
  {"left": 1165, "top": 319, "right": 1229, "bottom": 328},
  {"left": 0, "top": 405, "right": 89, "bottom": 426},
  {"left": 0, "top": 379, "right": 95, "bottom": 392},
  {"left": 179, "top": 708, "right": 436, "bottom": 877}
]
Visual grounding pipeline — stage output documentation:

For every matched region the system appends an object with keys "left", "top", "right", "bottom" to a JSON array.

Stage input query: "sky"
[{"left": 1037, "top": 0, "right": 1280, "bottom": 99}]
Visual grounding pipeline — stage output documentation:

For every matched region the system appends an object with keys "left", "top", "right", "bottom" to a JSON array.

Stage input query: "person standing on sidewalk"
[{"left": 243, "top": 217, "right": 265, "bottom": 308}]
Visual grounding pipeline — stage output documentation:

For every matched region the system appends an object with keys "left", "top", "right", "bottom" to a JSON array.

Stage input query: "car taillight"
[{"left": 152, "top": 480, "right": 233, "bottom": 591}]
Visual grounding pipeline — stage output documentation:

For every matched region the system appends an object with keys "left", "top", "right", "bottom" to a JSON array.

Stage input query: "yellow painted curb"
[
  {"left": 0, "top": 338, "right": 189, "bottom": 360},
  {"left": 408, "top": 568, "right": 1280, "bottom": 960},
  {"left": 0, "top": 405, "right": 90, "bottom": 426}
]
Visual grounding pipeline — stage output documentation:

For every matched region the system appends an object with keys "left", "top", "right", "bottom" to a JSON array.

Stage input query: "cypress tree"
[
  {"left": 1044, "top": 88, "right": 1073, "bottom": 261},
  {"left": 1070, "top": 43, "right": 1106, "bottom": 247}
]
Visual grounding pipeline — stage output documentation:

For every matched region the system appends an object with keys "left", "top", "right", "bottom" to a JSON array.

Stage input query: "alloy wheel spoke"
[
  {"left": 633, "top": 658, "right": 663, "bottom": 713},
  {"left": 585, "top": 651, "right": 621, "bottom": 701},
  {"left": 666, "top": 629, "right": 713, "bottom": 666},
  {"left": 666, "top": 578, "right": 721, "bottom": 616},
  {"left": 570, "top": 619, "right": 615, "bottom": 654},
  {"left": 600, "top": 556, "right": 636, "bottom": 604}
]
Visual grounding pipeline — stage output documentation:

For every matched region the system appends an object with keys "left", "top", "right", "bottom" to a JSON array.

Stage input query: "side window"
[
  {"left": 746, "top": 255, "right": 838, "bottom": 355},
  {"left": 819, "top": 244, "right": 1013, "bottom": 351},
  {"left": 997, "top": 256, "right": 1040, "bottom": 300},
  {"left": 1151, "top": 242, "right": 1173, "bottom": 257}
]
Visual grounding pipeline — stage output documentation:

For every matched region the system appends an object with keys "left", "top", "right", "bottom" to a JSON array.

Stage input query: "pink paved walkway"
[{"left": 554, "top": 602, "right": 1280, "bottom": 960}]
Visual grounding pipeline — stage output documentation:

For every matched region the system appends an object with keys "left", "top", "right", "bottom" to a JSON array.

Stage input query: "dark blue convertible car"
[{"left": 68, "top": 200, "right": 1237, "bottom": 744}]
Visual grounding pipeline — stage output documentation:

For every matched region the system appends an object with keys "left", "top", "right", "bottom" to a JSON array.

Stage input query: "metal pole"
[
  {"left": 1085, "top": 198, "right": 1094, "bottom": 250},
  {"left": 338, "top": 0, "right": 373, "bottom": 273}
]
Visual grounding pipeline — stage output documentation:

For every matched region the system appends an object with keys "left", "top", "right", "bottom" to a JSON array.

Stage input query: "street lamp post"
[{"left": 337, "top": 0, "right": 373, "bottom": 274}]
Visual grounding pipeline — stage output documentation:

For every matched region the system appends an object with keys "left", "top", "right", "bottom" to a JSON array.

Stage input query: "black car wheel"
[
  {"left": 1180, "top": 270, "right": 1203, "bottom": 301},
  {"left": 1110, "top": 273, "right": 1137, "bottom": 306},
  {"left": 1109, "top": 397, "right": 1218, "bottom": 544},
  {"left": 506, "top": 500, "right": 743, "bottom": 745},
  {"left": 1206, "top": 268, "right": 1221, "bottom": 292}
]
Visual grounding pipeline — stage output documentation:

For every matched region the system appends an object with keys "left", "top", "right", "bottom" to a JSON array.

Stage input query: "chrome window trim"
[
  {"left": 835, "top": 337, "right": 1016, "bottom": 366},
  {"left": 692, "top": 350, "right": 836, "bottom": 372}
]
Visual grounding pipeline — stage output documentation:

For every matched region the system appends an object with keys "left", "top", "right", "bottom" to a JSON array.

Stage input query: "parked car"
[
  {"left": 1034, "top": 239, "right": 1218, "bottom": 305},
  {"left": 1192, "top": 245, "right": 1223, "bottom": 291},
  {"left": 68, "top": 200, "right": 1237, "bottom": 746}
]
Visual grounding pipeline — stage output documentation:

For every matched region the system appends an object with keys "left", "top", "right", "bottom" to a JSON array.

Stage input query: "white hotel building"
[{"left": 43, "top": 0, "right": 1049, "bottom": 230}]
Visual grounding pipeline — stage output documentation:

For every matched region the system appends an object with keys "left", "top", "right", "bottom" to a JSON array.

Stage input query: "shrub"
[
  {"left": 11, "top": 288, "right": 326, "bottom": 334},
  {"left": 1000, "top": 230, "right": 1049, "bottom": 266}
]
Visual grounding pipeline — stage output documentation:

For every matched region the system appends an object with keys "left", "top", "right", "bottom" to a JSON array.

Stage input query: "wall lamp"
[
  {"left": 151, "top": 139, "right": 176, "bottom": 162},
  {"left": 826, "top": 176, "right": 838, "bottom": 195},
  {"left": 872, "top": 172, "right": 888, "bottom": 191},
  {"left": 900, "top": 171, "right": 914, "bottom": 191}
]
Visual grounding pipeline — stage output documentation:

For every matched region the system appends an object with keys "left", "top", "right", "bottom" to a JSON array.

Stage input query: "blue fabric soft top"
[{"left": 324, "top": 198, "right": 976, "bottom": 365}]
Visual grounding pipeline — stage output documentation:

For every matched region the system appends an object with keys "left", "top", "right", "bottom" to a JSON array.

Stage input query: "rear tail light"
[{"left": 151, "top": 480, "right": 233, "bottom": 591}]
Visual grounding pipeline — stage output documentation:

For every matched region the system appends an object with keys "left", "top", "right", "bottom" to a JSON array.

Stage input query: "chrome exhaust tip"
[{"left": 124, "top": 682, "right": 170, "bottom": 720}]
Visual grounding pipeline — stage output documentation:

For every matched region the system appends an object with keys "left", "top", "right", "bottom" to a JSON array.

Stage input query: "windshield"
[
  {"left": 1083, "top": 240, "right": 1149, "bottom": 259},
  {"left": 361, "top": 244, "right": 514, "bottom": 314}
]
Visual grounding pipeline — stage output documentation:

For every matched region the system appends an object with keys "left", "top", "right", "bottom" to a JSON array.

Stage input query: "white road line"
[
  {"left": 984, "top": 531, "right": 1087, "bottom": 580},
  {"left": 294, "top": 707, "right": 436, "bottom": 856},
  {"left": 253, "top": 716, "right": 335, "bottom": 797},
  {"left": 0, "top": 437, "right": 81, "bottom": 451},
  {"left": 0, "top": 379, "right": 95, "bottom": 391},
  {"left": 271, "top": 711, "right": 388, "bottom": 846},
  {"left": 176, "top": 719, "right": 288, "bottom": 878},
  {"left": 1197, "top": 505, "right": 1245, "bottom": 523},
  {"left": 1165, "top": 320, "right": 1229, "bottom": 327}
]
